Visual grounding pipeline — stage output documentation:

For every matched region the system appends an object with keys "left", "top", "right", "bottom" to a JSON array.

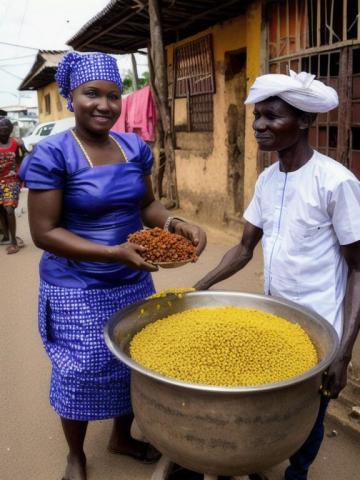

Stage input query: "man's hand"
[
  {"left": 193, "top": 279, "right": 211, "bottom": 291},
  {"left": 321, "top": 357, "right": 350, "bottom": 399},
  {"left": 192, "top": 222, "right": 263, "bottom": 292}
]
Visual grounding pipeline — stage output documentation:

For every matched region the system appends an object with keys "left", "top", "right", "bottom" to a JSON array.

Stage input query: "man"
[{"left": 195, "top": 71, "right": 360, "bottom": 480}]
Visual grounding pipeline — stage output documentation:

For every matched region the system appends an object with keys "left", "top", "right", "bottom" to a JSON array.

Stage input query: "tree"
[{"left": 122, "top": 70, "right": 150, "bottom": 94}]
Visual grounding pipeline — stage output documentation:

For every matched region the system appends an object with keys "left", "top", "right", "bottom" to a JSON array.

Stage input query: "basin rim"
[{"left": 104, "top": 291, "right": 339, "bottom": 394}]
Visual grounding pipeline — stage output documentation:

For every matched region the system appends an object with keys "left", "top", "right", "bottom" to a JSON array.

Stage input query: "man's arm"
[
  {"left": 194, "top": 222, "right": 263, "bottom": 290},
  {"left": 323, "top": 240, "right": 360, "bottom": 398}
]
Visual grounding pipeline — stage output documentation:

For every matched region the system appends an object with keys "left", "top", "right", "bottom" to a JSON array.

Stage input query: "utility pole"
[
  {"left": 130, "top": 53, "right": 140, "bottom": 90},
  {"left": 148, "top": 0, "right": 179, "bottom": 208}
]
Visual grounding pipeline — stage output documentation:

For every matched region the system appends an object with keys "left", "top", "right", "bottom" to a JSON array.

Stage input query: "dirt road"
[{"left": 1, "top": 191, "right": 359, "bottom": 480}]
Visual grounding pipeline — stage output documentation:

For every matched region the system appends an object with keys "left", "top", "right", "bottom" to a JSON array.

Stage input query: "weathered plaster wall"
[
  {"left": 166, "top": 1, "right": 262, "bottom": 226},
  {"left": 244, "top": 0, "right": 263, "bottom": 210},
  {"left": 37, "top": 82, "right": 73, "bottom": 123}
]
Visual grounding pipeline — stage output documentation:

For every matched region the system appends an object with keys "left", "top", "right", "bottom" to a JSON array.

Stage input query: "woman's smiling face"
[
  {"left": 71, "top": 80, "right": 122, "bottom": 134},
  {"left": 252, "top": 97, "right": 307, "bottom": 152}
]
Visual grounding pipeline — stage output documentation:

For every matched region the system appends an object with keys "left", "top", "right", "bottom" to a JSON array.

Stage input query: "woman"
[
  {"left": 0, "top": 117, "right": 24, "bottom": 253},
  {"left": 19, "top": 52, "right": 206, "bottom": 480}
]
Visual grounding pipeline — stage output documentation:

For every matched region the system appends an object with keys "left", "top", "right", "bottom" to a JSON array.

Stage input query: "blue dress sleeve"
[{"left": 19, "top": 140, "right": 66, "bottom": 189}]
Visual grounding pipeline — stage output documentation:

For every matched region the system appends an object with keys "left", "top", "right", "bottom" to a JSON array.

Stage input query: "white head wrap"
[{"left": 245, "top": 70, "right": 339, "bottom": 113}]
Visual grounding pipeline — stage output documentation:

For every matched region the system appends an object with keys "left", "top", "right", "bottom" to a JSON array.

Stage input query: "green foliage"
[
  {"left": 139, "top": 71, "right": 150, "bottom": 87},
  {"left": 122, "top": 70, "right": 150, "bottom": 94}
]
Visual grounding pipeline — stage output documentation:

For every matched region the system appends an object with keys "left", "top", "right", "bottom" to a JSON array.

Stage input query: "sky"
[{"left": 0, "top": 0, "right": 148, "bottom": 108}]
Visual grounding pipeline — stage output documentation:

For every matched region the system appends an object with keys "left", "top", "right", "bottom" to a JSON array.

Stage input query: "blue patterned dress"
[{"left": 19, "top": 130, "right": 155, "bottom": 420}]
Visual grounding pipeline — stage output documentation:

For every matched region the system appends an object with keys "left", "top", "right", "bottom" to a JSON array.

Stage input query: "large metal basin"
[{"left": 105, "top": 291, "right": 338, "bottom": 476}]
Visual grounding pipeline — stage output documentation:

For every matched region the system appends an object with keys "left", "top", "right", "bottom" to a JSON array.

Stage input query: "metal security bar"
[
  {"left": 267, "top": 0, "right": 360, "bottom": 60},
  {"left": 173, "top": 34, "right": 215, "bottom": 132},
  {"left": 262, "top": 1, "right": 360, "bottom": 178},
  {"left": 174, "top": 34, "right": 215, "bottom": 98}
]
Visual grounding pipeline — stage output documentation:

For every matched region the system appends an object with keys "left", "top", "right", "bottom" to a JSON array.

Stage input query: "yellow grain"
[
  {"left": 130, "top": 306, "right": 318, "bottom": 387},
  {"left": 147, "top": 288, "right": 195, "bottom": 299}
]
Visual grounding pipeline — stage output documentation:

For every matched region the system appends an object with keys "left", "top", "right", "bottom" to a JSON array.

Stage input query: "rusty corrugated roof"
[
  {"left": 67, "top": 0, "right": 249, "bottom": 53},
  {"left": 18, "top": 50, "right": 67, "bottom": 91}
]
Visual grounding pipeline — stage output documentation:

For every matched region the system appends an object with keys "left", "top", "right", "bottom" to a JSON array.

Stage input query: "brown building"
[
  {"left": 68, "top": 0, "right": 360, "bottom": 228},
  {"left": 19, "top": 50, "right": 74, "bottom": 124}
]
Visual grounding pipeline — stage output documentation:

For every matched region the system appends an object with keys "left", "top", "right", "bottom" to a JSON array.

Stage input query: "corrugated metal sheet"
[
  {"left": 19, "top": 50, "right": 67, "bottom": 91},
  {"left": 67, "top": 0, "right": 249, "bottom": 53}
]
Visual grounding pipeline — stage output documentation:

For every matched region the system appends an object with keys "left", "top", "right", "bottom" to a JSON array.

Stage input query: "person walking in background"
[
  {"left": 195, "top": 71, "right": 360, "bottom": 480},
  {"left": 0, "top": 117, "right": 25, "bottom": 253},
  {"left": 19, "top": 51, "right": 206, "bottom": 480}
]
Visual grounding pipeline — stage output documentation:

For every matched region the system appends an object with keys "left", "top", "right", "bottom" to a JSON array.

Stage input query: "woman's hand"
[
  {"left": 111, "top": 242, "right": 158, "bottom": 272},
  {"left": 172, "top": 221, "right": 207, "bottom": 256}
]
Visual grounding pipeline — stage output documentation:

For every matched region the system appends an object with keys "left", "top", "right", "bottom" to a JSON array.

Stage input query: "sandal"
[
  {"left": 16, "top": 237, "right": 25, "bottom": 248},
  {"left": 0, "top": 236, "right": 24, "bottom": 247},
  {"left": 108, "top": 441, "right": 161, "bottom": 464},
  {"left": 6, "top": 244, "right": 20, "bottom": 254}
]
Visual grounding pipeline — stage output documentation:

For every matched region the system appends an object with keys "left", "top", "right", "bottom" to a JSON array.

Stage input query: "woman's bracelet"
[{"left": 163, "top": 216, "right": 185, "bottom": 232}]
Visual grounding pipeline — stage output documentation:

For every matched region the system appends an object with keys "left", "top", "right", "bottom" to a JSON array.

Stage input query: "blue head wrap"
[{"left": 55, "top": 51, "right": 122, "bottom": 111}]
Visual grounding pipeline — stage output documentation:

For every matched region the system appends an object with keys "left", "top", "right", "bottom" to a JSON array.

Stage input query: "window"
[
  {"left": 56, "top": 94, "right": 63, "bottom": 112},
  {"left": 263, "top": 1, "right": 360, "bottom": 179},
  {"left": 37, "top": 123, "right": 54, "bottom": 136},
  {"left": 174, "top": 34, "right": 215, "bottom": 131},
  {"left": 44, "top": 94, "right": 51, "bottom": 115},
  {"left": 268, "top": 0, "right": 360, "bottom": 59}
]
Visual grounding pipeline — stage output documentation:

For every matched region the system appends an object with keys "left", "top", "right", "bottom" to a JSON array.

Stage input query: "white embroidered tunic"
[{"left": 244, "top": 151, "right": 360, "bottom": 338}]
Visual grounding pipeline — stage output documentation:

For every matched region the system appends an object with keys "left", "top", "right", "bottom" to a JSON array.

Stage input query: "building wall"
[
  {"left": 166, "top": 1, "right": 263, "bottom": 227},
  {"left": 37, "top": 82, "right": 73, "bottom": 123}
]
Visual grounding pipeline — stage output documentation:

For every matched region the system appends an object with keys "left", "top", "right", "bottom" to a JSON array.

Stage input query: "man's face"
[
  {"left": 71, "top": 80, "right": 122, "bottom": 134},
  {"left": 252, "top": 97, "right": 305, "bottom": 152},
  {"left": 0, "top": 123, "right": 13, "bottom": 143}
]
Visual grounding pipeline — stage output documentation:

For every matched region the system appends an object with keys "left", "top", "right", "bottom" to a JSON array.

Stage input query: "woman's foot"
[
  {"left": 108, "top": 436, "right": 161, "bottom": 464},
  {"left": 62, "top": 452, "right": 87, "bottom": 480}
]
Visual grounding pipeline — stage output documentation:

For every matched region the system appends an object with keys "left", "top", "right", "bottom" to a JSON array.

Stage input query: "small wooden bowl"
[{"left": 151, "top": 258, "right": 196, "bottom": 269}]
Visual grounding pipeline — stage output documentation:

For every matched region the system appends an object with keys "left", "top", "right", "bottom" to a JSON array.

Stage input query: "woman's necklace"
[{"left": 70, "top": 129, "right": 128, "bottom": 168}]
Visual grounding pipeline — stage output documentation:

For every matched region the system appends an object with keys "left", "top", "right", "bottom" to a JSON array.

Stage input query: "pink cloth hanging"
[
  {"left": 112, "top": 95, "right": 128, "bottom": 133},
  {"left": 112, "top": 86, "right": 156, "bottom": 142}
]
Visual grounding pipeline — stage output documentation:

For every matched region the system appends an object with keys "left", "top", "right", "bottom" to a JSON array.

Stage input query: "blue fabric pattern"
[
  {"left": 19, "top": 130, "right": 153, "bottom": 289},
  {"left": 39, "top": 276, "right": 155, "bottom": 421},
  {"left": 55, "top": 52, "right": 122, "bottom": 111}
]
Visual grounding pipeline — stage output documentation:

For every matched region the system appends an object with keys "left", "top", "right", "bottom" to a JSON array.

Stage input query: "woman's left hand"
[{"left": 172, "top": 221, "right": 207, "bottom": 256}]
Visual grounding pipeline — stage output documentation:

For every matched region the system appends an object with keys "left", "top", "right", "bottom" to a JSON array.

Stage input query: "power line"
[
  {"left": 0, "top": 54, "right": 36, "bottom": 62},
  {"left": 0, "top": 40, "right": 39, "bottom": 50},
  {"left": 0, "top": 62, "right": 33, "bottom": 67},
  {"left": 0, "top": 66, "right": 23, "bottom": 79},
  {"left": 17, "top": 0, "right": 29, "bottom": 40}
]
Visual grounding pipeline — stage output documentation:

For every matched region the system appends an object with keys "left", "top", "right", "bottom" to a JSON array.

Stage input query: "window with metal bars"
[
  {"left": 173, "top": 34, "right": 215, "bottom": 132},
  {"left": 44, "top": 94, "right": 51, "bottom": 115},
  {"left": 267, "top": 0, "right": 360, "bottom": 58},
  {"left": 263, "top": 1, "right": 360, "bottom": 179}
]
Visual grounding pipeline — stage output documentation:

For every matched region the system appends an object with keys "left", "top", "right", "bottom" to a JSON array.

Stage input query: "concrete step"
[
  {"left": 338, "top": 378, "right": 360, "bottom": 409},
  {"left": 327, "top": 394, "right": 360, "bottom": 440}
]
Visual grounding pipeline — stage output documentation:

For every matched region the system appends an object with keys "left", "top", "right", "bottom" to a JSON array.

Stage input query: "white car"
[{"left": 22, "top": 116, "right": 75, "bottom": 152}]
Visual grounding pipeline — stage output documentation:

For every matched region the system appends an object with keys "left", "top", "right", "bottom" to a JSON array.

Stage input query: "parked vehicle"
[
  {"left": 12, "top": 117, "right": 38, "bottom": 139},
  {"left": 22, "top": 116, "right": 75, "bottom": 152}
]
